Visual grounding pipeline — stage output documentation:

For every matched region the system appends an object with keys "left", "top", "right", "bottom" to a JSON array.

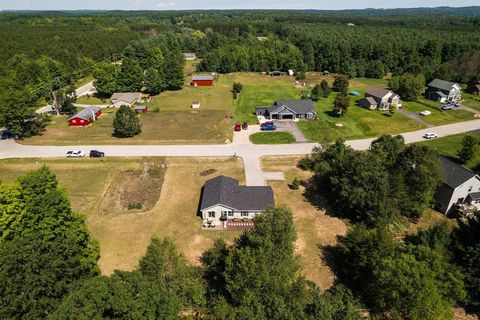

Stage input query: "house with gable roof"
[
  {"left": 255, "top": 99, "right": 317, "bottom": 120},
  {"left": 358, "top": 87, "right": 402, "bottom": 110},
  {"left": 425, "top": 79, "right": 462, "bottom": 102}
]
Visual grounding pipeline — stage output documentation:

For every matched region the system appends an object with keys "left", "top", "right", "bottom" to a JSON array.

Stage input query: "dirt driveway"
[{"left": 274, "top": 121, "right": 309, "bottom": 143}]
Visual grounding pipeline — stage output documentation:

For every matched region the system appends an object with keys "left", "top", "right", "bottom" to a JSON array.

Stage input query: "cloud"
[{"left": 155, "top": 1, "right": 177, "bottom": 8}]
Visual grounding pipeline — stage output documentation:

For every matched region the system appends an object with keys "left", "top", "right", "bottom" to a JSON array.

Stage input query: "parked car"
[
  {"left": 260, "top": 125, "right": 277, "bottom": 131},
  {"left": 89, "top": 150, "right": 105, "bottom": 158},
  {"left": 419, "top": 110, "right": 431, "bottom": 116},
  {"left": 242, "top": 122, "right": 248, "bottom": 130},
  {"left": 234, "top": 123, "right": 242, "bottom": 132},
  {"left": 453, "top": 102, "right": 461, "bottom": 107},
  {"left": 66, "top": 150, "right": 86, "bottom": 158},
  {"left": 260, "top": 121, "right": 274, "bottom": 127},
  {"left": 441, "top": 104, "right": 453, "bottom": 110},
  {"left": 423, "top": 133, "right": 438, "bottom": 139}
]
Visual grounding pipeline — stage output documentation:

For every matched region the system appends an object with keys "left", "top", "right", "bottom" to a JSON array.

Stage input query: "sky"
[{"left": 0, "top": 0, "right": 479, "bottom": 11}]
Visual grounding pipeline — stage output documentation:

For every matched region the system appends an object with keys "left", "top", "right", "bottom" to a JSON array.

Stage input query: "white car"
[
  {"left": 423, "top": 133, "right": 438, "bottom": 139},
  {"left": 419, "top": 110, "right": 431, "bottom": 116},
  {"left": 66, "top": 150, "right": 86, "bottom": 158}
]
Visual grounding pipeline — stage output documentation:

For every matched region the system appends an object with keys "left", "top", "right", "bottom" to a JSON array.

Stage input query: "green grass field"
[
  {"left": 403, "top": 100, "right": 474, "bottom": 126},
  {"left": 462, "top": 93, "right": 480, "bottom": 112},
  {"left": 417, "top": 133, "right": 480, "bottom": 172},
  {"left": 250, "top": 132, "right": 296, "bottom": 144},
  {"left": 76, "top": 94, "right": 110, "bottom": 105}
]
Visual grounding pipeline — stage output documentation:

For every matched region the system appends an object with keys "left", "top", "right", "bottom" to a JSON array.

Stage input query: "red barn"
[
  {"left": 191, "top": 74, "right": 214, "bottom": 86},
  {"left": 68, "top": 106, "right": 102, "bottom": 127}
]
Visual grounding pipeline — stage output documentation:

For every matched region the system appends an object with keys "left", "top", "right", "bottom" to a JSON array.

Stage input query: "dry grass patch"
[{"left": 262, "top": 156, "right": 347, "bottom": 289}]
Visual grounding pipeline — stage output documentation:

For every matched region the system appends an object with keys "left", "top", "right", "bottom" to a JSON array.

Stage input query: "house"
[
  {"left": 466, "top": 83, "right": 480, "bottom": 95},
  {"left": 255, "top": 99, "right": 317, "bottom": 120},
  {"left": 200, "top": 175, "right": 274, "bottom": 225},
  {"left": 358, "top": 87, "right": 402, "bottom": 110},
  {"left": 191, "top": 101, "right": 201, "bottom": 109},
  {"left": 68, "top": 106, "right": 101, "bottom": 127},
  {"left": 183, "top": 53, "right": 197, "bottom": 61},
  {"left": 111, "top": 92, "right": 142, "bottom": 108},
  {"left": 425, "top": 79, "right": 462, "bottom": 102},
  {"left": 191, "top": 74, "right": 214, "bottom": 86},
  {"left": 134, "top": 105, "right": 148, "bottom": 113},
  {"left": 434, "top": 157, "right": 480, "bottom": 215}
]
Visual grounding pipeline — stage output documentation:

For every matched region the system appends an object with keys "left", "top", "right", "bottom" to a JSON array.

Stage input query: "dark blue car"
[{"left": 260, "top": 125, "right": 277, "bottom": 131}]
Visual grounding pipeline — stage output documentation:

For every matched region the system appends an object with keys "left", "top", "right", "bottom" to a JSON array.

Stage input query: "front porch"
[{"left": 201, "top": 218, "right": 255, "bottom": 231}]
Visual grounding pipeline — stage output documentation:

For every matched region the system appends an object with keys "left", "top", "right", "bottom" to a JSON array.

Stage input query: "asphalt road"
[
  {"left": 1, "top": 118, "right": 479, "bottom": 186},
  {"left": 75, "top": 81, "right": 96, "bottom": 97}
]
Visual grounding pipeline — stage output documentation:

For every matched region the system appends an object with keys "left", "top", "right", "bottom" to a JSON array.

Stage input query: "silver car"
[{"left": 66, "top": 150, "right": 86, "bottom": 158}]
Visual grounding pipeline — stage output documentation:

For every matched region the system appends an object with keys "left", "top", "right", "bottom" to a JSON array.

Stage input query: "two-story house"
[
  {"left": 434, "top": 157, "right": 480, "bottom": 215},
  {"left": 425, "top": 79, "right": 462, "bottom": 102},
  {"left": 358, "top": 87, "right": 402, "bottom": 111}
]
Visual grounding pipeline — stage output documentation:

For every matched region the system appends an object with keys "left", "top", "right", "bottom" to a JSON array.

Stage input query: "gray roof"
[
  {"left": 439, "top": 157, "right": 478, "bottom": 188},
  {"left": 192, "top": 74, "right": 214, "bottom": 81},
  {"left": 365, "top": 87, "right": 390, "bottom": 99},
  {"left": 364, "top": 97, "right": 377, "bottom": 105},
  {"left": 111, "top": 92, "right": 141, "bottom": 104},
  {"left": 68, "top": 106, "right": 101, "bottom": 121},
  {"left": 184, "top": 53, "right": 196, "bottom": 58},
  {"left": 134, "top": 105, "right": 147, "bottom": 110},
  {"left": 269, "top": 99, "right": 315, "bottom": 114},
  {"left": 428, "top": 79, "right": 457, "bottom": 91},
  {"left": 200, "top": 175, "right": 274, "bottom": 211},
  {"left": 468, "top": 192, "right": 480, "bottom": 200}
]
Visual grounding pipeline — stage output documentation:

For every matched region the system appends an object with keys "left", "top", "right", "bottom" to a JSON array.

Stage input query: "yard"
[
  {"left": 22, "top": 108, "right": 233, "bottom": 145},
  {"left": 0, "top": 157, "right": 244, "bottom": 274},
  {"left": 250, "top": 132, "right": 296, "bottom": 144},
  {"left": 76, "top": 94, "right": 110, "bottom": 105},
  {"left": 403, "top": 100, "right": 475, "bottom": 126},
  {"left": 462, "top": 93, "right": 480, "bottom": 112},
  {"left": 417, "top": 133, "right": 480, "bottom": 172}
]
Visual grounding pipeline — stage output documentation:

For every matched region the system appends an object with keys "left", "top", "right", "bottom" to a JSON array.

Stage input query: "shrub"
[
  {"left": 128, "top": 201, "right": 142, "bottom": 210},
  {"left": 289, "top": 178, "right": 301, "bottom": 190}
]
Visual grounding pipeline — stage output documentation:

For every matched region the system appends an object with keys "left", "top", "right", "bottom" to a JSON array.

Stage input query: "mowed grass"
[
  {"left": 0, "top": 157, "right": 244, "bottom": 275},
  {"left": 403, "top": 100, "right": 475, "bottom": 126},
  {"left": 76, "top": 94, "right": 110, "bottom": 105},
  {"left": 262, "top": 156, "right": 347, "bottom": 288},
  {"left": 250, "top": 132, "right": 296, "bottom": 144},
  {"left": 462, "top": 93, "right": 480, "bottom": 112},
  {"left": 234, "top": 73, "right": 303, "bottom": 123},
  {"left": 22, "top": 109, "right": 233, "bottom": 145},
  {"left": 298, "top": 79, "right": 425, "bottom": 143},
  {"left": 417, "top": 133, "right": 480, "bottom": 172}
]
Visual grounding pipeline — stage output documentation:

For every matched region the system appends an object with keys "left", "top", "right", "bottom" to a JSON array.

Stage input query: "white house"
[
  {"left": 110, "top": 92, "right": 142, "bottom": 108},
  {"left": 434, "top": 157, "right": 480, "bottom": 215},
  {"left": 200, "top": 176, "right": 274, "bottom": 225},
  {"left": 425, "top": 79, "right": 462, "bottom": 102},
  {"left": 358, "top": 87, "right": 402, "bottom": 111}
]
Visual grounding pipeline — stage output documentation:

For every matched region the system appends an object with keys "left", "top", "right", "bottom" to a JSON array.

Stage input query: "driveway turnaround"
[
  {"left": 275, "top": 121, "right": 309, "bottom": 143},
  {"left": 1, "top": 118, "right": 480, "bottom": 186}
]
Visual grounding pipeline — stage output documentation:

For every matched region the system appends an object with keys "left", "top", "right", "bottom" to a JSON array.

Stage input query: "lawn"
[
  {"left": 298, "top": 86, "right": 424, "bottom": 144},
  {"left": 0, "top": 157, "right": 244, "bottom": 274},
  {"left": 250, "top": 132, "right": 296, "bottom": 144},
  {"left": 462, "top": 93, "right": 480, "bottom": 112},
  {"left": 76, "top": 94, "right": 110, "bottom": 105},
  {"left": 417, "top": 133, "right": 480, "bottom": 172},
  {"left": 23, "top": 109, "right": 233, "bottom": 145},
  {"left": 403, "top": 100, "right": 475, "bottom": 126},
  {"left": 261, "top": 156, "right": 347, "bottom": 289}
]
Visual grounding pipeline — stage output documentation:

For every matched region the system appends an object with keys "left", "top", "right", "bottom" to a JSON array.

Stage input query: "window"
[
  {"left": 228, "top": 211, "right": 234, "bottom": 217},
  {"left": 468, "top": 186, "right": 473, "bottom": 192},
  {"left": 241, "top": 211, "right": 249, "bottom": 217},
  {"left": 208, "top": 211, "right": 215, "bottom": 218}
]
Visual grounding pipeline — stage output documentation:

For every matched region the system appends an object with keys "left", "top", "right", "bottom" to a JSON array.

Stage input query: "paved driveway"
[
  {"left": 274, "top": 121, "right": 309, "bottom": 143},
  {"left": 397, "top": 108, "right": 434, "bottom": 128}
]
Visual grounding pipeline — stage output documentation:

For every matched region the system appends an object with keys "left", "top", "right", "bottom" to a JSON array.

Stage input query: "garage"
[{"left": 280, "top": 114, "right": 294, "bottom": 120}]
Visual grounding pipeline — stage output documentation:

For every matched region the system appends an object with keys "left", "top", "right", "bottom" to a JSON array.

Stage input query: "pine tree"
[
  {"left": 457, "top": 134, "right": 478, "bottom": 164},
  {"left": 112, "top": 105, "right": 141, "bottom": 138}
]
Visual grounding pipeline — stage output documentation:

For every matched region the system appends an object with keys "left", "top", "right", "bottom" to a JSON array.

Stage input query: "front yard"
[
  {"left": 250, "top": 132, "right": 296, "bottom": 144},
  {"left": 23, "top": 108, "right": 233, "bottom": 145},
  {"left": 403, "top": 100, "right": 475, "bottom": 126}
]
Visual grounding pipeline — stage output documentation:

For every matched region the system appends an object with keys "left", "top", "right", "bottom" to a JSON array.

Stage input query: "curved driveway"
[{"left": 1, "top": 119, "right": 479, "bottom": 185}]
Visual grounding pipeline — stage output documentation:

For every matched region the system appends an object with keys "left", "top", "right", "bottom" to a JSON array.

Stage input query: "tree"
[
  {"left": 332, "top": 75, "right": 349, "bottom": 94},
  {"left": 93, "top": 62, "right": 119, "bottom": 97},
  {"left": 51, "top": 271, "right": 180, "bottom": 320},
  {"left": 232, "top": 82, "right": 243, "bottom": 99},
  {"left": 388, "top": 73, "right": 426, "bottom": 101},
  {"left": 457, "top": 134, "right": 478, "bottom": 164},
  {"left": 320, "top": 79, "right": 331, "bottom": 97},
  {"left": 144, "top": 68, "right": 164, "bottom": 95},
  {"left": 163, "top": 54, "right": 184, "bottom": 90},
  {"left": 333, "top": 94, "right": 350, "bottom": 116},
  {"left": 116, "top": 58, "right": 144, "bottom": 92},
  {"left": 310, "top": 84, "right": 322, "bottom": 101},
  {"left": 112, "top": 105, "right": 141, "bottom": 138},
  {"left": 306, "top": 285, "right": 365, "bottom": 320},
  {"left": 0, "top": 167, "right": 99, "bottom": 319},
  {"left": 139, "top": 237, "right": 205, "bottom": 309}
]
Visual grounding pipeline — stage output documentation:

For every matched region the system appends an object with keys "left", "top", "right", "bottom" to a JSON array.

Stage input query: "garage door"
[{"left": 281, "top": 114, "right": 294, "bottom": 120}]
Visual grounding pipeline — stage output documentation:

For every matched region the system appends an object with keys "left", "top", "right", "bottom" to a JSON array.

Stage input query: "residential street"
[
  {"left": 1, "top": 118, "right": 480, "bottom": 186},
  {"left": 75, "top": 81, "right": 96, "bottom": 97}
]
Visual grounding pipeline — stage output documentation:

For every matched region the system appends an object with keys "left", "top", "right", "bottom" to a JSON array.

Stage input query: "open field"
[
  {"left": 262, "top": 156, "right": 347, "bottom": 289},
  {"left": 0, "top": 157, "right": 244, "bottom": 274},
  {"left": 250, "top": 132, "right": 296, "bottom": 144},
  {"left": 22, "top": 109, "right": 233, "bottom": 145},
  {"left": 417, "top": 133, "right": 480, "bottom": 172},
  {"left": 403, "top": 100, "right": 475, "bottom": 126}
]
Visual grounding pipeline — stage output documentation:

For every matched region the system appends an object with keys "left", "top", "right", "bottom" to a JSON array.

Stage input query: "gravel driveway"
[{"left": 274, "top": 121, "right": 309, "bottom": 143}]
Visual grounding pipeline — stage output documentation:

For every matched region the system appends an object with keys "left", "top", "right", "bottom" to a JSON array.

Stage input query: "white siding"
[
  {"left": 201, "top": 205, "right": 263, "bottom": 223},
  {"left": 445, "top": 176, "right": 480, "bottom": 213}
]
